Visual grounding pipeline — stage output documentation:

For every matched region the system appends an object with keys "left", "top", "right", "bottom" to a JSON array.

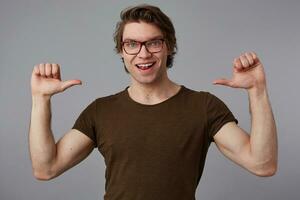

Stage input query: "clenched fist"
[
  {"left": 31, "top": 63, "right": 82, "bottom": 97},
  {"left": 213, "top": 52, "right": 267, "bottom": 91}
]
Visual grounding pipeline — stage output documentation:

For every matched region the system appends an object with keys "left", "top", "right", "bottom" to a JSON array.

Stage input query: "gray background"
[{"left": 0, "top": 0, "right": 299, "bottom": 199}]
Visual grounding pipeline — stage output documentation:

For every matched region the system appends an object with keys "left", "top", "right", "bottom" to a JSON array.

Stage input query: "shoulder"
[
  {"left": 180, "top": 86, "right": 217, "bottom": 111},
  {"left": 90, "top": 88, "right": 127, "bottom": 112},
  {"left": 94, "top": 94, "right": 119, "bottom": 105},
  {"left": 182, "top": 86, "right": 215, "bottom": 102},
  {"left": 93, "top": 88, "right": 124, "bottom": 104},
  {"left": 182, "top": 86, "right": 231, "bottom": 113}
]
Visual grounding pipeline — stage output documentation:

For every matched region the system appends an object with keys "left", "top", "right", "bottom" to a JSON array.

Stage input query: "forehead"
[{"left": 122, "top": 21, "right": 163, "bottom": 41}]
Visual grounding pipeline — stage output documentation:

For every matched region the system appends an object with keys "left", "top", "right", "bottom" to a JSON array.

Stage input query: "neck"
[{"left": 128, "top": 78, "right": 181, "bottom": 105}]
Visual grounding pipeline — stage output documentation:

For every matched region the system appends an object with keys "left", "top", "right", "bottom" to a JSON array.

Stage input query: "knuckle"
[
  {"left": 52, "top": 64, "right": 59, "bottom": 75},
  {"left": 245, "top": 53, "right": 253, "bottom": 62},
  {"left": 38, "top": 64, "right": 43, "bottom": 70},
  {"left": 240, "top": 59, "right": 247, "bottom": 66},
  {"left": 33, "top": 65, "right": 39, "bottom": 73},
  {"left": 39, "top": 64, "right": 45, "bottom": 75},
  {"left": 51, "top": 64, "right": 57, "bottom": 71},
  {"left": 45, "top": 64, "right": 52, "bottom": 75},
  {"left": 233, "top": 58, "right": 239, "bottom": 66},
  {"left": 52, "top": 63, "right": 58, "bottom": 68},
  {"left": 52, "top": 69, "right": 58, "bottom": 76}
]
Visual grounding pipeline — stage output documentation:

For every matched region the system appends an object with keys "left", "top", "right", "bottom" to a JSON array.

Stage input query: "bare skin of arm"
[
  {"left": 29, "top": 63, "right": 94, "bottom": 180},
  {"left": 212, "top": 52, "right": 278, "bottom": 177}
]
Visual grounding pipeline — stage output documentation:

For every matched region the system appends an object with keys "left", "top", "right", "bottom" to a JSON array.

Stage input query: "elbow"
[
  {"left": 32, "top": 169, "right": 55, "bottom": 181},
  {"left": 252, "top": 162, "right": 278, "bottom": 177}
]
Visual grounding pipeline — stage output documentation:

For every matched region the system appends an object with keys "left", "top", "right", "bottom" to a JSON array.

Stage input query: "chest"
[{"left": 96, "top": 107, "right": 207, "bottom": 164}]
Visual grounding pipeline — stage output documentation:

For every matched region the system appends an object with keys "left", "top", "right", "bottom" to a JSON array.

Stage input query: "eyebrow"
[{"left": 122, "top": 35, "right": 164, "bottom": 42}]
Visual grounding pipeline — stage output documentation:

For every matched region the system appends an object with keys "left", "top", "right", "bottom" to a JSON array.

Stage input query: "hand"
[
  {"left": 213, "top": 52, "right": 266, "bottom": 91},
  {"left": 31, "top": 63, "right": 82, "bottom": 97}
]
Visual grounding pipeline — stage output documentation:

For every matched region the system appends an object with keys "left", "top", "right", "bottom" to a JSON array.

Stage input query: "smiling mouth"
[{"left": 135, "top": 62, "right": 156, "bottom": 70}]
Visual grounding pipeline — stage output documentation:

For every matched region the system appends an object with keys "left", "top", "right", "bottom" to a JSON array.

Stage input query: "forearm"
[
  {"left": 29, "top": 95, "right": 57, "bottom": 176},
  {"left": 248, "top": 86, "right": 278, "bottom": 173}
]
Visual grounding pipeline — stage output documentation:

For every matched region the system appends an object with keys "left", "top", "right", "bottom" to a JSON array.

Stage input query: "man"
[{"left": 29, "top": 4, "right": 277, "bottom": 200}]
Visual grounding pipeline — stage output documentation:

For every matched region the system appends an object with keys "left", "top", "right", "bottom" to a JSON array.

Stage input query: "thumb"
[
  {"left": 213, "top": 78, "right": 233, "bottom": 87},
  {"left": 61, "top": 79, "right": 82, "bottom": 91}
]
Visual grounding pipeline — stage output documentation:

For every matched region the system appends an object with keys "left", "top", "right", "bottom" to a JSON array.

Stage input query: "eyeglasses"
[{"left": 122, "top": 38, "right": 165, "bottom": 55}]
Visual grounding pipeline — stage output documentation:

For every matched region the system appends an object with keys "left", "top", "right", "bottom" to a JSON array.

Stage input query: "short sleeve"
[
  {"left": 72, "top": 100, "right": 97, "bottom": 147},
  {"left": 206, "top": 92, "right": 238, "bottom": 142}
]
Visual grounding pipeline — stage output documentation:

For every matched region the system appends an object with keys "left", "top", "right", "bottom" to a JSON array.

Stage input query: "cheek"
[
  {"left": 123, "top": 55, "right": 132, "bottom": 64},
  {"left": 123, "top": 56, "right": 136, "bottom": 69},
  {"left": 158, "top": 53, "right": 168, "bottom": 64}
]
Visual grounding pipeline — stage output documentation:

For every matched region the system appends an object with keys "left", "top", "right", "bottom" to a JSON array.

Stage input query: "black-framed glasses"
[{"left": 122, "top": 38, "right": 165, "bottom": 55}]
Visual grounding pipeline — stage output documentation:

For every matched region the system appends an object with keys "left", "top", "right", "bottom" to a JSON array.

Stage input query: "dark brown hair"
[{"left": 113, "top": 4, "right": 177, "bottom": 73}]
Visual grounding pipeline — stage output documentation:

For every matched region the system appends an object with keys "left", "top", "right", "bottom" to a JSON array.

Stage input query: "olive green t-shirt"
[{"left": 72, "top": 85, "right": 238, "bottom": 200}]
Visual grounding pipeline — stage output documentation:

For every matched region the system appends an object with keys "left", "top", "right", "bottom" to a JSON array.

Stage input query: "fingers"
[
  {"left": 45, "top": 63, "right": 52, "bottom": 78},
  {"left": 33, "top": 63, "right": 61, "bottom": 80},
  {"left": 39, "top": 64, "right": 45, "bottom": 77},
  {"left": 33, "top": 65, "right": 40, "bottom": 75},
  {"left": 52, "top": 64, "right": 61, "bottom": 80},
  {"left": 240, "top": 54, "right": 250, "bottom": 68},
  {"left": 233, "top": 58, "right": 243, "bottom": 70},
  {"left": 233, "top": 51, "right": 259, "bottom": 71},
  {"left": 245, "top": 52, "right": 254, "bottom": 65}
]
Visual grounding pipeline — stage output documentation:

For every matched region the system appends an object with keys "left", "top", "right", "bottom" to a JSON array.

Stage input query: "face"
[{"left": 121, "top": 21, "right": 170, "bottom": 85}]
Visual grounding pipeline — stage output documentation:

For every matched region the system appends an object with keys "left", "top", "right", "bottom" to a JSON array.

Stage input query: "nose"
[{"left": 137, "top": 44, "right": 152, "bottom": 58}]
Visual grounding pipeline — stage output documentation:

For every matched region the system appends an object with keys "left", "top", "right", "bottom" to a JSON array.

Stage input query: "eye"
[
  {"left": 147, "top": 40, "right": 162, "bottom": 47},
  {"left": 125, "top": 41, "right": 139, "bottom": 48}
]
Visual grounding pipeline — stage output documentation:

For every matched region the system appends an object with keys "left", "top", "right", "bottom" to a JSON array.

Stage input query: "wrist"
[
  {"left": 32, "top": 94, "right": 51, "bottom": 102},
  {"left": 247, "top": 85, "right": 268, "bottom": 99}
]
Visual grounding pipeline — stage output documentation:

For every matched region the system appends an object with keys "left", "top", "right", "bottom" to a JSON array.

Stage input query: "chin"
[{"left": 134, "top": 77, "right": 157, "bottom": 85}]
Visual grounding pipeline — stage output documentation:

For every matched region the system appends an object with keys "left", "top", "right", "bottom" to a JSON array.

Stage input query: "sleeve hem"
[
  {"left": 210, "top": 118, "right": 238, "bottom": 143},
  {"left": 71, "top": 127, "right": 97, "bottom": 148}
]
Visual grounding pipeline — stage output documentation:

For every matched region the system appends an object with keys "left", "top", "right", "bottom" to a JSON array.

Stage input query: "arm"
[
  {"left": 212, "top": 52, "right": 278, "bottom": 177},
  {"left": 29, "top": 63, "right": 94, "bottom": 180}
]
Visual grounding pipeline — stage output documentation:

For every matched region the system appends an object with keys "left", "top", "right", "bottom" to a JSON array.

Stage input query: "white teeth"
[
  {"left": 136, "top": 62, "right": 155, "bottom": 70},
  {"left": 137, "top": 63, "right": 154, "bottom": 67}
]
